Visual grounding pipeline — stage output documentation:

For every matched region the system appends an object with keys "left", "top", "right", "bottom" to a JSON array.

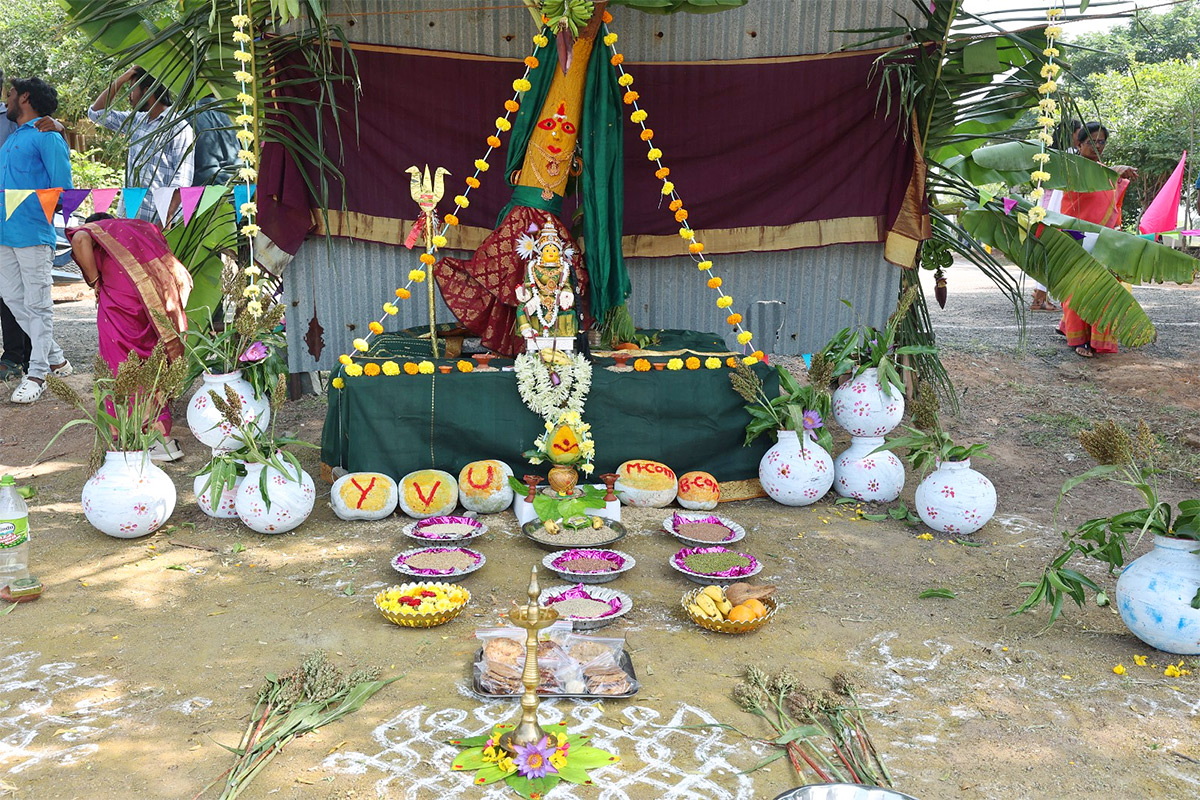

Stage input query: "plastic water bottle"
[{"left": 0, "top": 474, "right": 30, "bottom": 590}]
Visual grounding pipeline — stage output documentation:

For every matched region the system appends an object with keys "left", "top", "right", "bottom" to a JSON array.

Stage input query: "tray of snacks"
[
  {"left": 374, "top": 582, "right": 470, "bottom": 628},
  {"left": 402, "top": 516, "right": 487, "bottom": 543},
  {"left": 542, "top": 548, "right": 635, "bottom": 584},
  {"left": 537, "top": 584, "right": 632, "bottom": 630},
  {"left": 522, "top": 517, "right": 627, "bottom": 551},
  {"left": 392, "top": 546, "right": 485, "bottom": 579},
  {"left": 681, "top": 583, "right": 777, "bottom": 634},
  {"left": 472, "top": 626, "right": 639, "bottom": 698},
  {"left": 662, "top": 512, "right": 746, "bottom": 546},
  {"left": 669, "top": 545, "right": 762, "bottom": 585}
]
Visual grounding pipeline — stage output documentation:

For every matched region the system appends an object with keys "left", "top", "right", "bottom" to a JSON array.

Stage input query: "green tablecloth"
[{"left": 321, "top": 344, "right": 774, "bottom": 482}]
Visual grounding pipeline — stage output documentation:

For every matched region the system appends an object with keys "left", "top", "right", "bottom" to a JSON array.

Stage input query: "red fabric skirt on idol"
[{"left": 434, "top": 206, "right": 590, "bottom": 357}]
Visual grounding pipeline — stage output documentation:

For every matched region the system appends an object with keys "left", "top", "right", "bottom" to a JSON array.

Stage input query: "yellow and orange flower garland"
[
  {"left": 1026, "top": 3, "right": 1064, "bottom": 225},
  {"left": 601, "top": 14, "right": 763, "bottom": 366},
  {"left": 331, "top": 29, "right": 553, "bottom": 388},
  {"left": 231, "top": 5, "right": 264, "bottom": 318}
]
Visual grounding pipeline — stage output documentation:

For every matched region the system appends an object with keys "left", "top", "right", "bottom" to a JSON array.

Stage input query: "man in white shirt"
[{"left": 88, "top": 66, "right": 194, "bottom": 224}]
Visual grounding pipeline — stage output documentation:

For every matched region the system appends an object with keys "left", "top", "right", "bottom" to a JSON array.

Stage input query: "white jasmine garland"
[{"left": 515, "top": 351, "right": 592, "bottom": 419}]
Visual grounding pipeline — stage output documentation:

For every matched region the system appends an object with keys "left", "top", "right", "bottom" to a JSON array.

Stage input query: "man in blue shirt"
[{"left": 0, "top": 77, "right": 73, "bottom": 403}]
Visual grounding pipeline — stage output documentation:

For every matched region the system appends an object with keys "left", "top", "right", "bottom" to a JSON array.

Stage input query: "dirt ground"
[{"left": 1, "top": 263, "right": 1198, "bottom": 799}]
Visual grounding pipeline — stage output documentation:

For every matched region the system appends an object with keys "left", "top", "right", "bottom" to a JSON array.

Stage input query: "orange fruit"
[
  {"left": 742, "top": 599, "right": 767, "bottom": 619},
  {"left": 727, "top": 605, "right": 755, "bottom": 623}
]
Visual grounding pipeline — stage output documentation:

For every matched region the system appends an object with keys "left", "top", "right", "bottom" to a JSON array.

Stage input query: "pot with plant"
[
  {"left": 1017, "top": 421, "right": 1200, "bottom": 654},
  {"left": 730, "top": 361, "right": 834, "bottom": 507},
  {"left": 192, "top": 451, "right": 247, "bottom": 519},
  {"left": 824, "top": 288, "right": 936, "bottom": 438},
  {"left": 44, "top": 347, "right": 188, "bottom": 538},
  {"left": 183, "top": 266, "right": 285, "bottom": 451},
  {"left": 205, "top": 377, "right": 317, "bottom": 534}
]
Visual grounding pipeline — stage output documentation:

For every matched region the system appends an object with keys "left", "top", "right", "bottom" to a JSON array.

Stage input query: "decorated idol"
[{"left": 516, "top": 217, "right": 577, "bottom": 346}]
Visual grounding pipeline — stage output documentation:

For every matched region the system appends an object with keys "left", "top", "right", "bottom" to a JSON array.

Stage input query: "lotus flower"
[
  {"left": 239, "top": 341, "right": 269, "bottom": 362},
  {"left": 513, "top": 735, "right": 559, "bottom": 779}
]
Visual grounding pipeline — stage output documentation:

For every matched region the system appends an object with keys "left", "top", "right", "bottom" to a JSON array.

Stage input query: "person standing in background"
[
  {"left": 190, "top": 96, "right": 241, "bottom": 187},
  {"left": 88, "top": 66, "right": 194, "bottom": 223},
  {"left": 0, "top": 68, "right": 67, "bottom": 382},
  {"left": 0, "top": 77, "right": 73, "bottom": 403}
]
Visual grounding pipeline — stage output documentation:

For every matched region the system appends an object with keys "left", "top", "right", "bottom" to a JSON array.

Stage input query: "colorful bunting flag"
[
  {"left": 1003, "top": 197, "right": 1019, "bottom": 216},
  {"left": 1139, "top": 151, "right": 1187, "bottom": 235},
  {"left": 3, "top": 190, "right": 33, "bottom": 220},
  {"left": 233, "top": 183, "right": 257, "bottom": 222},
  {"left": 91, "top": 187, "right": 120, "bottom": 215},
  {"left": 152, "top": 187, "right": 177, "bottom": 225},
  {"left": 35, "top": 189, "right": 62, "bottom": 225},
  {"left": 179, "top": 186, "right": 205, "bottom": 225},
  {"left": 197, "top": 185, "right": 228, "bottom": 217},
  {"left": 60, "top": 189, "right": 90, "bottom": 223},
  {"left": 123, "top": 187, "right": 149, "bottom": 219}
]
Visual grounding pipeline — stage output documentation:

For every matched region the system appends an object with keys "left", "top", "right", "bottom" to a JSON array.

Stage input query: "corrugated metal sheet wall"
[{"left": 283, "top": 1, "right": 909, "bottom": 372}]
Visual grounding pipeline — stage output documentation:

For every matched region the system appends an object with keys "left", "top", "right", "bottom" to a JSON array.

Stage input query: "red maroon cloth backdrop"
[{"left": 259, "top": 44, "right": 916, "bottom": 255}]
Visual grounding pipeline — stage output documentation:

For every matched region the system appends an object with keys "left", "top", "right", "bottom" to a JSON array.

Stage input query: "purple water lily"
[
  {"left": 239, "top": 341, "right": 269, "bottom": 362},
  {"left": 802, "top": 410, "right": 823, "bottom": 431},
  {"left": 513, "top": 736, "right": 559, "bottom": 779}
]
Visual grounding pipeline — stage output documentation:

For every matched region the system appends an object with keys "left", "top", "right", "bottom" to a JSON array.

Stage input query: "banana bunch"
[
  {"left": 539, "top": 0, "right": 595, "bottom": 36},
  {"left": 687, "top": 585, "right": 733, "bottom": 621}
]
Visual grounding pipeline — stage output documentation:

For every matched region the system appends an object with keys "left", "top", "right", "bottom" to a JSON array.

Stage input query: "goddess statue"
[{"left": 515, "top": 218, "right": 577, "bottom": 347}]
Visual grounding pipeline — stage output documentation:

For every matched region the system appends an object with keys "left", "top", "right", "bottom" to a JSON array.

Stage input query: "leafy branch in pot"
[{"left": 820, "top": 287, "right": 937, "bottom": 398}]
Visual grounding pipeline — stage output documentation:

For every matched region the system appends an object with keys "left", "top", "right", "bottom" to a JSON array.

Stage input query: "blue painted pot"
[{"left": 1115, "top": 535, "right": 1200, "bottom": 655}]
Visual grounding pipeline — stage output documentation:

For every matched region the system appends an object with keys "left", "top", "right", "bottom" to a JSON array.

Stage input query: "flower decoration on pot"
[
  {"left": 43, "top": 346, "right": 189, "bottom": 538},
  {"left": 524, "top": 409, "right": 595, "bottom": 496},
  {"left": 1017, "top": 420, "right": 1200, "bottom": 653},
  {"left": 450, "top": 721, "right": 619, "bottom": 799}
]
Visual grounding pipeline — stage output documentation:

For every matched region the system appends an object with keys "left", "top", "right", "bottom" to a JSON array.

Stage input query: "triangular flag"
[
  {"left": 179, "top": 186, "right": 205, "bottom": 225},
  {"left": 152, "top": 187, "right": 176, "bottom": 225},
  {"left": 35, "top": 189, "right": 62, "bottom": 225},
  {"left": 197, "top": 185, "right": 228, "bottom": 217},
  {"left": 1139, "top": 151, "right": 1187, "bottom": 235},
  {"left": 60, "top": 189, "right": 90, "bottom": 223},
  {"left": 123, "top": 187, "right": 149, "bottom": 219},
  {"left": 3, "top": 190, "right": 33, "bottom": 220},
  {"left": 91, "top": 187, "right": 120, "bottom": 215},
  {"left": 233, "top": 183, "right": 257, "bottom": 222},
  {"left": 1003, "top": 197, "right": 1019, "bottom": 215}
]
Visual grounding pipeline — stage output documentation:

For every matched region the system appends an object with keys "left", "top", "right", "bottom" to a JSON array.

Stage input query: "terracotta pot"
[
  {"left": 653, "top": 362, "right": 666, "bottom": 371},
  {"left": 438, "top": 365, "right": 453, "bottom": 374},
  {"left": 472, "top": 353, "right": 495, "bottom": 370},
  {"left": 547, "top": 464, "right": 579, "bottom": 496},
  {"left": 611, "top": 354, "right": 630, "bottom": 368}
]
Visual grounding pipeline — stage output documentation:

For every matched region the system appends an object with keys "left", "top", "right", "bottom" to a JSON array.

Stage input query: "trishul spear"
[{"left": 407, "top": 164, "right": 449, "bottom": 357}]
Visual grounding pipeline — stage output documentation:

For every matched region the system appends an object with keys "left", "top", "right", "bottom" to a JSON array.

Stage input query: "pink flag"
[
  {"left": 1003, "top": 198, "right": 1018, "bottom": 215},
  {"left": 91, "top": 188, "right": 120, "bottom": 215},
  {"left": 179, "top": 186, "right": 205, "bottom": 225},
  {"left": 1140, "top": 151, "right": 1186, "bottom": 235}
]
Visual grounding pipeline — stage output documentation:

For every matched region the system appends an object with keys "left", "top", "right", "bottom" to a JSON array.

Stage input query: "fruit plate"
[
  {"left": 669, "top": 545, "right": 763, "bottom": 586},
  {"left": 373, "top": 582, "right": 470, "bottom": 628},
  {"left": 542, "top": 548, "right": 636, "bottom": 584},
  {"left": 522, "top": 519, "right": 627, "bottom": 551},
  {"left": 470, "top": 648, "right": 640, "bottom": 700},
  {"left": 402, "top": 516, "right": 487, "bottom": 543},
  {"left": 391, "top": 547, "right": 485, "bottom": 579},
  {"left": 662, "top": 512, "right": 747, "bottom": 546},
  {"left": 681, "top": 588, "right": 777, "bottom": 634},
  {"left": 537, "top": 584, "right": 633, "bottom": 630}
]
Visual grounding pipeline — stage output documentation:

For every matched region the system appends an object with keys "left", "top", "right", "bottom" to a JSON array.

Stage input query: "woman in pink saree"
[{"left": 68, "top": 213, "right": 192, "bottom": 460}]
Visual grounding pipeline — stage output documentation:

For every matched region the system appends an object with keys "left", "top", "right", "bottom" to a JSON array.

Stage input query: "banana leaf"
[
  {"left": 959, "top": 208, "right": 1156, "bottom": 347},
  {"left": 1039, "top": 207, "right": 1200, "bottom": 286},
  {"left": 971, "top": 143, "right": 1120, "bottom": 192}
]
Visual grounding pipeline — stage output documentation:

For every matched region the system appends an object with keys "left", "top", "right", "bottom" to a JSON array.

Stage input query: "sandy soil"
[{"left": 1, "top": 267, "right": 1198, "bottom": 800}]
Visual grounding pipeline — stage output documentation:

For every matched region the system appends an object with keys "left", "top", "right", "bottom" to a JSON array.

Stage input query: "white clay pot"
[
  {"left": 834, "top": 436, "right": 905, "bottom": 502},
  {"left": 913, "top": 458, "right": 996, "bottom": 535},
  {"left": 81, "top": 451, "right": 177, "bottom": 538},
  {"left": 235, "top": 462, "right": 315, "bottom": 534},
  {"left": 193, "top": 462, "right": 245, "bottom": 519},
  {"left": 186, "top": 370, "right": 270, "bottom": 451},
  {"left": 1116, "top": 535, "right": 1200, "bottom": 655},
  {"left": 759, "top": 430, "right": 834, "bottom": 506},
  {"left": 832, "top": 367, "right": 905, "bottom": 437},
  {"left": 331, "top": 472, "right": 399, "bottom": 521}
]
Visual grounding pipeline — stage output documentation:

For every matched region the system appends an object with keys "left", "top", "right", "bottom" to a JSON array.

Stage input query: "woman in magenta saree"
[{"left": 68, "top": 214, "right": 192, "bottom": 454}]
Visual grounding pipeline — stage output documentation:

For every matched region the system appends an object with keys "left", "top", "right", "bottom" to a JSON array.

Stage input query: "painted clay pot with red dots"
[
  {"left": 833, "top": 436, "right": 905, "bottom": 503},
  {"left": 235, "top": 462, "right": 316, "bottom": 534},
  {"left": 758, "top": 430, "right": 834, "bottom": 507},
  {"left": 194, "top": 461, "right": 247, "bottom": 519},
  {"left": 331, "top": 472, "right": 398, "bottom": 521},
  {"left": 458, "top": 460, "right": 514, "bottom": 514},
  {"left": 914, "top": 458, "right": 995, "bottom": 535},
  {"left": 399, "top": 469, "right": 459, "bottom": 519},
  {"left": 186, "top": 371, "right": 270, "bottom": 452},
  {"left": 82, "top": 452, "right": 177, "bottom": 538},
  {"left": 832, "top": 367, "right": 904, "bottom": 437}
]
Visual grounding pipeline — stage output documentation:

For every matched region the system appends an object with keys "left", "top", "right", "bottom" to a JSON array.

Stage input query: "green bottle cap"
[{"left": 0, "top": 475, "right": 14, "bottom": 486}]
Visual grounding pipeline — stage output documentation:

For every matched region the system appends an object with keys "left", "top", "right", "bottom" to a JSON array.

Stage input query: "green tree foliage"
[
  {"left": 0, "top": 0, "right": 116, "bottom": 122},
  {"left": 1065, "top": 1, "right": 1200, "bottom": 80}
]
